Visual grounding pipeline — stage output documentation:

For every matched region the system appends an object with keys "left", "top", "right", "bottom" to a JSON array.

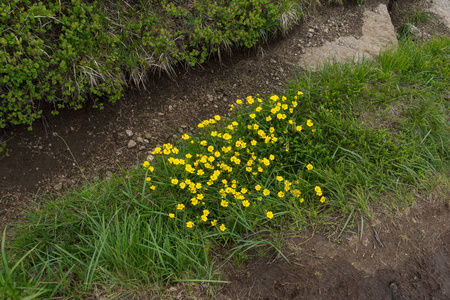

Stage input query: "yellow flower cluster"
[{"left": 143, "top": 91, "right": 325, "bottom": 232}]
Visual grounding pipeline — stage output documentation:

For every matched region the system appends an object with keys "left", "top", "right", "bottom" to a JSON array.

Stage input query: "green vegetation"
[
  {"left": 1, "top": 36, "right": 449, "bottom": 298},
  {"left": 0, "top": 0, "right": 305, "bottom": 130}
]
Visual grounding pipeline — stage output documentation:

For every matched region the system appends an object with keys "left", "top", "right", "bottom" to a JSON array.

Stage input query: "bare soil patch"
[{"left": 0, "top": 0, "right": 449, "bottom": 298}]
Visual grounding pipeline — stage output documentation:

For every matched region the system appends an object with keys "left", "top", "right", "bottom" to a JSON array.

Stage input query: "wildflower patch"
[{"left": 141, "top": 92, "right": 327, "bottom": 233}]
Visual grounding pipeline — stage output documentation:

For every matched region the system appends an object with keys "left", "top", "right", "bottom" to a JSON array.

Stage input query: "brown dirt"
[{"left": 0, "top": 0, "right": 449, "bottom": 299}]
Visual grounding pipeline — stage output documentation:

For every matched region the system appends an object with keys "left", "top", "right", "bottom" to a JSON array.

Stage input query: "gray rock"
[
  {"left": 54, "top": 183, "right": 63, "bottom": 191},
  {"left": 299, "top": 4, "right": 397, "bottom": 71},
  {"left": 125, "top": 130, "right": 134, "bottom": 137},
  {"left": 128, "top": 140, "right": 137, "bottom": 148}
]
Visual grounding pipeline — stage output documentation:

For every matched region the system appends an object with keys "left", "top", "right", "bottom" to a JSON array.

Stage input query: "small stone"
[
  {"left": 144, "top": 132, "right": 152, "bottom": 139},
  {"left": 105, "top": 171, "right": 113, "bottom": 181},
  {"left": 54, "top": 183, "right": 63, "bottom": 191},
  {"left": 125, "top": 130, "right": 133, "bottom": 137},
  {"left": 128, "top": 140, "right": 137, "bottom": 148},
  {"left": 143, "top": 139, "right": 149, "bottom": 144},
  {"left": 138, "top": 146, "right": 146, "bottom": 150},
  {"left": 147, "top": 154, "right": 155, "bottom": 161},
  {"left": 158, "top": 112, "right": 164, "bottom": 116},
  {"left": 308, "top": 28, "right": 314, "bottom": 33},
  {"left": 136, "top": 137, "right": 144, "bottom": 143},
  {"left": 168, "top": 105, "right": 173, "bottom": 111},
  {"left": 181, "top": 124, "right": 187, "bottom": 129},
  {"left": 270, "top": 58, "right": 277, "bottom": 64}
]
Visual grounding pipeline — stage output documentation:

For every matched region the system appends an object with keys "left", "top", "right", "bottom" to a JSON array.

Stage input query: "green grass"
[{"left": 2, "top": 36, "right": 449, "bottom": 298}]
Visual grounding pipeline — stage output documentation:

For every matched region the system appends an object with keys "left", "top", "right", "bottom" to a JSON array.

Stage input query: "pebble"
[
  {"left": 126, "top": 130, "right": 134, "bottom": 137},
  {"left": 147, "top": 154, "right": 155, "bottom": 161},
  {"left": 54, "top": 183, "right": 63, "bottom": 191},
  {"left": 136, "top": 137, "right": 144, "bottom": 143},
  {"left": 138, "top": 146, "right": 146, "bottom": 150},
  {"left": 105, "top": 171, "right": 113, "bottom": 181},
  {"left": 128, "top": 140, "right": 137, "bottom": 148},
  {"left": 144, "top": 132, "right": 152, "bottom": 139}
]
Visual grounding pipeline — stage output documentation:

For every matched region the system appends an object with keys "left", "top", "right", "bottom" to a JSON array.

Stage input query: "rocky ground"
[{"left": 0, "top": 0, "right": 449, "bottom": 298}]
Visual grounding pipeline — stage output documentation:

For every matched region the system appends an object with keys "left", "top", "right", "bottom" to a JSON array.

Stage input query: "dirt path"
[{"left": 0, "top": 0, "right": 449, "bottom": 298}]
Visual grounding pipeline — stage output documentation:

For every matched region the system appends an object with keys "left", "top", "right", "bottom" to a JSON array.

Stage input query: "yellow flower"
[
  {"left": 249, "top": 113, "right": 256, "bottom": 119},
  {"left": 171, "top": 178, "right": 179, "bottom": 185},
  {"left": 255, "top": 106, "right": 262, "bottom": 112},
  {"left": 300, "top": 198, "right": 304, "bottom": 203},
  {"left": 266, "top": 116, "right": 272, "bottom": 122},
  {"left": 197, "top": 169, "right": 205, "bottom": 175},
  {"left": 236, "top": 99, "right": 243, "bottom": 105},
  {"left": 177, "top": 204, "right": 185, "bottom": 210},
  {"left": 179, "top": 182, "right": 186, "bottom": 189},
  {"left": 200, "top": 140, "right": 207, "bottom": 146},
  {"left": 169, "top": 213, "right": 175, "bottom": 218},
  {"left": 247, "top": 96, "right": 255, "bottom": 104},
  {"left": 221, "top": 200, "right": 229, "bottom": 207},
  {"left": 211, "top": 219, "right": 217, "bottom": 226},
  {"left": 203, "top": 209, "right": 210, "bottom": 216},
  {"left": 263, "top": 189, "right": 270, "bottom": 196},
  {"left": 186, "top": 221, "right": 194, "bottom": 228},
  {"left": 182, "top": 134, "right": 190, "bottom": 140},
  {"left": 278, "top": 191, "right": 285, "bottom": 198},
  {"left": 255, "top": 184, "right": 262, "bottom": 191},
  {"left": 146, "top": 177, "right": 151, "bottom": 182},
  {"left": 148, "top": 166, "right": 154, "bottom": 172},
  {"left": 150, "top": 185, "right": 156, "bottom": 190},
  {"left": 152, "top": 147, "right": 162, "bottom": 154},
  {"left": 266, "top": 211, "right": 274, "bottom": 219},
  {"left": 220, "top": 224, "right": 226, "bottom": 231},
  {"left": 242, "top": 200, "right": 250, "bottom": 207},
  {"left": 296, "top": 125, "right": 302, "bottom": 132},
  {"left": 312, "top": 129, "right": 316, "bottom": 132},
  {"left": 269, "top": 154, "right": 275, "bottom": 160},
  {"left": 270, "top": 95, "right": 279, "bottom": 101},
  {"left": 201, "top": 215, "right": 207, "bottom": 222},
  {"left": 197, "top": 193, "right": 204, "bottom": 200},
  {"left": 214, "top": 115, "right": 221, "bottom": 121},
  {"left": 251, "top": 140, "right": 257, "bottom": 146},
  {"left": 142, "top": 161, "right": 150, "bottom": 168},
  {"left": 307, "top": 119, "right": 314, "bottom": 127},
  {"left": 276, "top": 176, "right": 283, "bottom": 182},
  {"left": 185, "top": 153, "right": 192, "bottom": 159},
  {"left": 223, "top": 133, "right": 232, "bottom": 140},
  {"left": 320, "top": 196, "right": 326, "bottom": 203},
  {"left": 306, "top": 164, "right": 313, "bottom": 170}
]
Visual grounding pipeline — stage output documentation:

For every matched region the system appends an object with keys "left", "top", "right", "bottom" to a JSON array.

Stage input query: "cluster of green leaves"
[
  {"left": 1, "top": 0, "right": 292, "bottom": 130},
  {"left": 0, "top": 0, "right": 123, "bottom": 130}
]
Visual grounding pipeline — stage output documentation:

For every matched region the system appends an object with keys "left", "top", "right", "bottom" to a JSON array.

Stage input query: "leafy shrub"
[{"left": 1, "top": 0, "right": 300, "bottom": 130}]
